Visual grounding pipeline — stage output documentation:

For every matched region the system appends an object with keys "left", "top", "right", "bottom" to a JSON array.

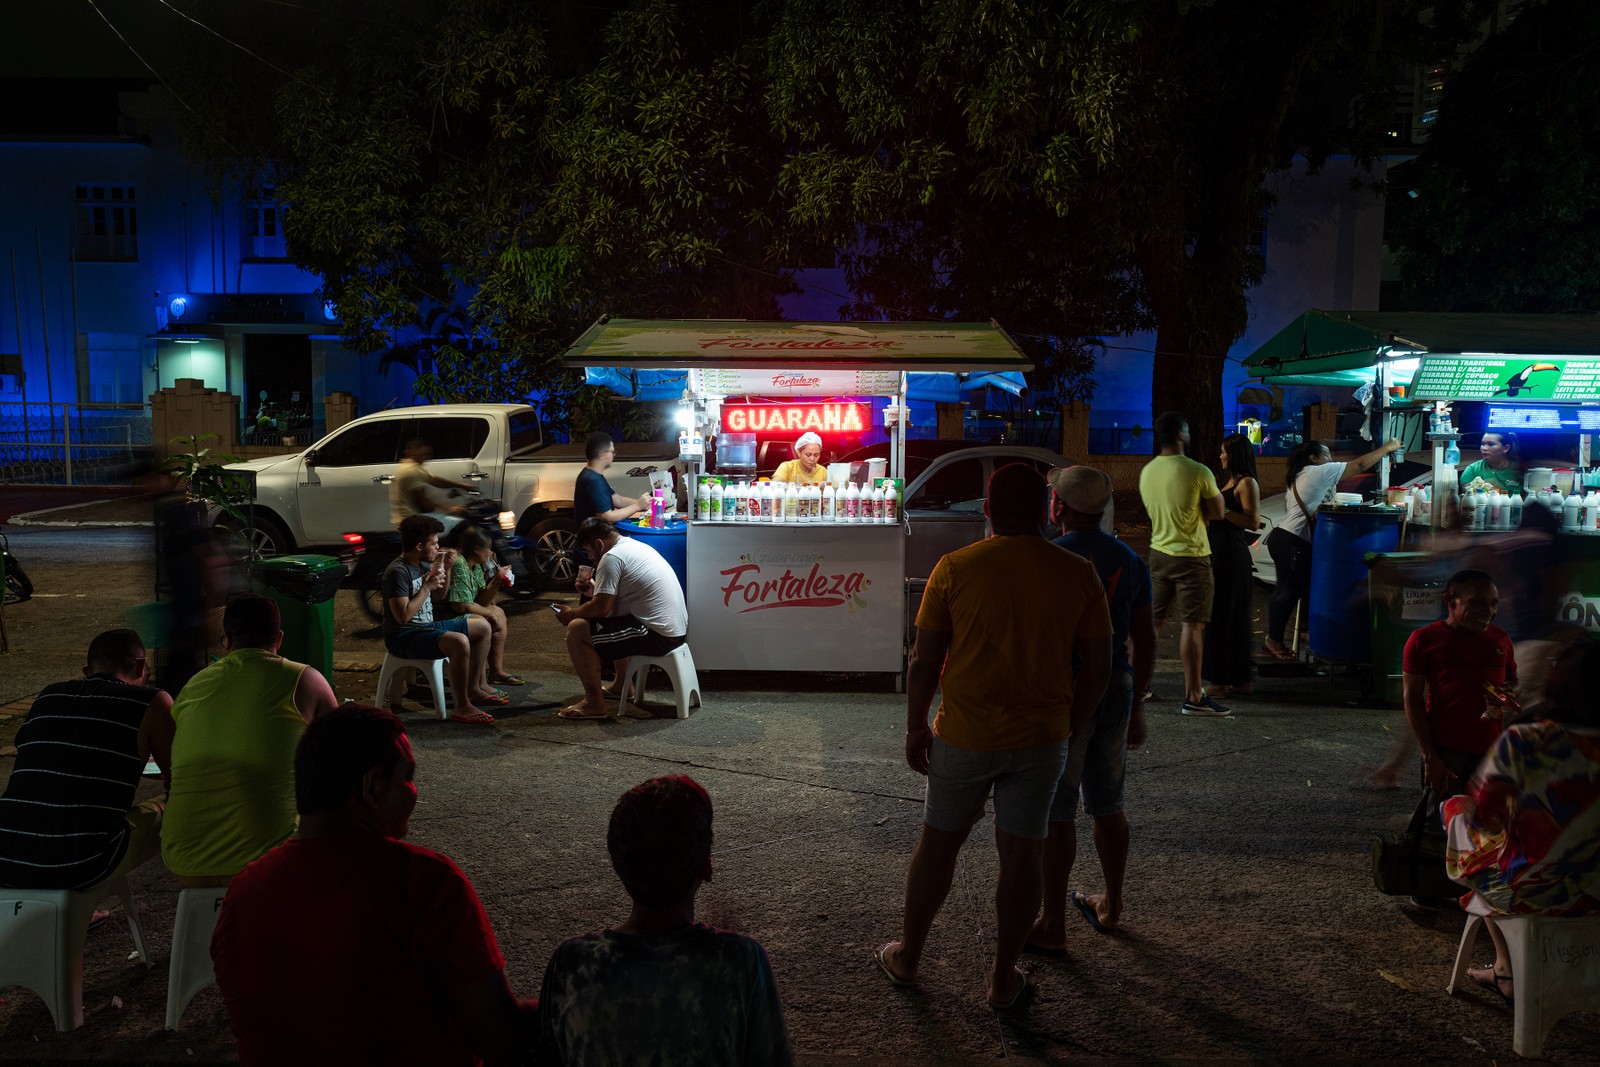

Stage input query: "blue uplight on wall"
[
  {"left": 323, "top": 300, "right": 338, "bottom": 322},
  {"left": 168, "top": 295, "right": 189, "bottom": 320}
]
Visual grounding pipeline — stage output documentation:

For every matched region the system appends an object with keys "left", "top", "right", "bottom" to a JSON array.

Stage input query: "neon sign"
[{"left": 721, "top": 403, "right": 869, "bottom": 434}]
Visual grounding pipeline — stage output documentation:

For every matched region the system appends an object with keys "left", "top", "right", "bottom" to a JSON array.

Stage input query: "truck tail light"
[
  {"left": 341, "top": 532, "right": 366, "bottom": 556},
  {"left": 498, "top": 510, "right": 515, "bottom": 531}
]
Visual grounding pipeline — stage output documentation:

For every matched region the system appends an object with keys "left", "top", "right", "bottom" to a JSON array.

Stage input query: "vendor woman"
[
  {"left": 772, "top": 431, "right": 830, "bottom": 485},
  {"left": 1460, "top": 431, "right": 1524, "bottom": 494}
]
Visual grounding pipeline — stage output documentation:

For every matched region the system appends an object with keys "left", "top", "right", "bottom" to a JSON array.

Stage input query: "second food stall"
[
  {"left": 564, "top": 318, "right": 1033, "bottom": 676},
  {"left": 1244, "top": 310, "right": 1600, "bottom": 654}
]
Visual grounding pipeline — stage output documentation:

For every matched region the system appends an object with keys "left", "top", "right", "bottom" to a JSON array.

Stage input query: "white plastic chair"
[
  {"left": 1447, "top": 912, "right": 1600, "bottom": 1058},
  {"left": 375, "top": 653, "right": 451, "bottom": 720},
  {"left": 0, "top": 875, "right": 150, "bottom": 1031},
  {"left": 618, "top": 644, "right": 702, "bottom": 720},
  {"left": 165, "top": 887, "right": 226, "bottom": 1030}
]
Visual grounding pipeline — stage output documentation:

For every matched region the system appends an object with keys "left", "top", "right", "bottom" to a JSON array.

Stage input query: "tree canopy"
[
  {"left": 160, "top": 0, "right": 1499, "bottom": 454},
  {"left": 1388, "top": 0, "right": 1600, "bottom": 314}
]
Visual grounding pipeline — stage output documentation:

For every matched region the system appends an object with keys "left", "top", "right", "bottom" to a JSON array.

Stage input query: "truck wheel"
[
  {"left": 525, "top": 517, "right": 579, "bottom": 591},
  {"left": 218, "top": 515, "right": 292, "bottom": 561}
]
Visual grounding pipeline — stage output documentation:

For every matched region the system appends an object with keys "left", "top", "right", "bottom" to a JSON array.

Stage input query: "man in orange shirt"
[{"left": 874, "top": 464, "right": 1112, "bottom": 1009}]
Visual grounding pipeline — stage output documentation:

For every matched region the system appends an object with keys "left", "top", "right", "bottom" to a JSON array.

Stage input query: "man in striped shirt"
[{"left": 0, "top": 630, "right": 173, "bottom": 890}]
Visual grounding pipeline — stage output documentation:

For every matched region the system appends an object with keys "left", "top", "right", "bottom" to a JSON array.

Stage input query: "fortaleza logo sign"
[
  {"left": 698, "top": 338, "right": 897, "bottom": 352},
  {"left": 721, "top": 403, "right": 869, "bottom": 434},
  {"left": 719, "top": 548, "right": 871, "bottom": 613}
]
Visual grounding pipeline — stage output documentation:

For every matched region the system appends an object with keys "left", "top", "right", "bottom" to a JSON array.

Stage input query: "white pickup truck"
[{"left": 219, "top": 404, "right": 676, "bottom": 588}]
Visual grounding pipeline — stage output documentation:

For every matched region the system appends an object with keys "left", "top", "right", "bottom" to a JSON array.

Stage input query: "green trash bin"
[
  {"left": 251, "top": 555, "right": 345, "bottom": 682},
  {"left": 1366, "top": 551, "right": 1449, "bottom": 704}
]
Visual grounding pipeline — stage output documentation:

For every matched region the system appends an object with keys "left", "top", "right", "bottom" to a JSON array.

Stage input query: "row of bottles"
[
  {"left": 694, "top": 480, "right": 899, "bottom": 524},
  {"left": 1407, "top": 483, "right": 1600, "bottom": 533}
]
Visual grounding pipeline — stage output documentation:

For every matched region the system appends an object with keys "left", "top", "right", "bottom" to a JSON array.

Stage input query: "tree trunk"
[{"left": 1150, "top": 323, "right": 1225, "bottom": 470}]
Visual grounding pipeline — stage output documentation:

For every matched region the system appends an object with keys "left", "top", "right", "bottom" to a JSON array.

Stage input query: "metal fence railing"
[{"left": 0, "top": 402, "right": 154, "bottom": 485}]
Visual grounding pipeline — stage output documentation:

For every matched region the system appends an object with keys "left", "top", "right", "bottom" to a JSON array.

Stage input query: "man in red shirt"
[
  {"left": 1401, "top": 569, "right": 1517, "bottom": 880},
  {"left": 212, "top": 706, "right": 536, "bottom": 1065}
]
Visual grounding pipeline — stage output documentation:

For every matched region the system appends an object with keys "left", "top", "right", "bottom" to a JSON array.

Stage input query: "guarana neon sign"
[{"left": 722, "top": 403, "right": 869, "bottom": 434}]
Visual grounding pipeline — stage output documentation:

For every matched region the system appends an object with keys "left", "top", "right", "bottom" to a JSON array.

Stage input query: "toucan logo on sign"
[{"left": 719, "top": 550, "right": 870, "bottom": 612}]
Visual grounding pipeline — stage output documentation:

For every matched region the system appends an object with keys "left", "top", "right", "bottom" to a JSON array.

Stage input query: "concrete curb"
[{"left": 8, "top": 499, "right": 153, "bottom": 528}]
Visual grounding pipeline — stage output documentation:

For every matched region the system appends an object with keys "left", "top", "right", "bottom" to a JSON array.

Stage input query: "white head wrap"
[{"left": 795, "top": 431, "right": 823, "bottom": 452}]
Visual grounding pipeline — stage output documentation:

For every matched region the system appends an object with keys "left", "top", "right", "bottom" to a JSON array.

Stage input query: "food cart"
[
  {"left": 1244, "top": 310, "right": 1600, "bottom": 647},
  {"left": 564, "top": 318, "right": 1032, "bottom": 676}
]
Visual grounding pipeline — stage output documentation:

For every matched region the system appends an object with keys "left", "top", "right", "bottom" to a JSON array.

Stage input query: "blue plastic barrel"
[
  {"left": 1308, "top": 506, "right": 1403, "bottom": 663},
  {"left": 615, "top": 518, "right": 688, "bottom": 593}
]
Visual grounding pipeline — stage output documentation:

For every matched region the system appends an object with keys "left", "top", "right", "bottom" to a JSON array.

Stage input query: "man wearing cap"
[
  {"left": 1137, "top": 412, "right": 1228, "bottom": 716},
  {"left": 875, "top": 463, "right": 1112, "bottom": 1009},
  {"left": 1030, "top": 465, "right": 1155, "bottom": 949}
]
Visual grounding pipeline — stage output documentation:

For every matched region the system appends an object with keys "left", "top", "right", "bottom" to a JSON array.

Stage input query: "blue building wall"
[{"left": 0, "top": 83, "right": 415, "bottom": 433}]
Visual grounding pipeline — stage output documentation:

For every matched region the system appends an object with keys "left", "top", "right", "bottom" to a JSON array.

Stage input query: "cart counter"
[{"left": 686, "top": 522, "right": 905, "bottom": 672}]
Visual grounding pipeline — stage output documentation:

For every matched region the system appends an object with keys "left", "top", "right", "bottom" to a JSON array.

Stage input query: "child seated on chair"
[
  {"left": 437, "top": 523, "right": 524, "bottom": 690},
  {"left": 382, "top": 514, "right": 500, "bottom": 725},
  {"left": 536, "top": 776, "right": 793, "bottom": 1065},
  {"left": 1443, "top": 638, "right": 1600, "bottom": 1002}
]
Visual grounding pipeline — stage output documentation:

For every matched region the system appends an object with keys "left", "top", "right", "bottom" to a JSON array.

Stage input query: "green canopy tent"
[{"left": 1244, "top": 310, "right": 1600, "bottom": 388}]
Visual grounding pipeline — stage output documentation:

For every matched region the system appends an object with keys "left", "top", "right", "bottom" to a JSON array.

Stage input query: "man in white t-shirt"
[{"left": 551, "top": 518, "right": 687, "bottom": 720}]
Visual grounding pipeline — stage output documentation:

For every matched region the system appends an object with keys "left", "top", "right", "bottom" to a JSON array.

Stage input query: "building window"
[
  {"left": 245, "top": 186, "right": 287, "bottom": 260},
  {"left": 74, "top": 184, "right": 138, "bottom": 262}
]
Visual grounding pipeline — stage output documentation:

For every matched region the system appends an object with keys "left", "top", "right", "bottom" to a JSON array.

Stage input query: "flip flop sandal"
[
  {"left": 986, "top": 967, "right": 1031, "bottom": 1010},
  {"left": 1071, "top": 890, "right": 1110, "bottom": 934},
  {"left": 476, "top": 693, "right": 511, "bottom": 707},
  {"left": 873, "top": 943, "right": 916, "bottom": 989},
  {"left": 1259, "top": 645, "right": 1297, "bottom": 662},
  {"left": 489, "top": 674, "right": 526, "bottom": 686},
  {"left": 557, "top": 706, "right": 614, "bottom": 721},
  {"left": 447, "top": 710, "right": 495, "bottom": 725},
  {"left": 1469, "top": 966, "right": 1514, "bottom": 1004}
]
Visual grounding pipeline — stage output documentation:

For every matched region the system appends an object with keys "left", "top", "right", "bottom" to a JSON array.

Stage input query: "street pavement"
[{"left": 0, "top": 501, "right": 1594, "bottom": 1063}]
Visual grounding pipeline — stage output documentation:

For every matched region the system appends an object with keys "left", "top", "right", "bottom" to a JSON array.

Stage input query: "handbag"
[{"left": 1370, "top": 799, "right": 1460, "bottom": 899}]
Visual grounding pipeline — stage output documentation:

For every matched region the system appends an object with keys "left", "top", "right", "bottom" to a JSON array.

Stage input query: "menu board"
[
  {"left": 1486, "top": 405, "right": 1600, "bottom": 432},
  {"left": 1410, "top": 355, "right": 1600, "bottom": 401}
]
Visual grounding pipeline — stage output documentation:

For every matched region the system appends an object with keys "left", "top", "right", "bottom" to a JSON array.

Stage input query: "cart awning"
[
  {"left": 1244, "top": 310, "right": 1600, "bottom": 386},
  {"left": 566, "top": 319, "right": 1032, "bottom": 384},
  {"left": 582, "top": 366, "right": 1027, "bottom": 402}
]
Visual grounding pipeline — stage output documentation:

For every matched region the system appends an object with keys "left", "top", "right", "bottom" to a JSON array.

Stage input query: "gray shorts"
[
  {"left": 924, "top": 736, "right": 1069, "bottom": 841},
  {"left": 1050, "top": 672, "right": 1132, "bottom": 821}
]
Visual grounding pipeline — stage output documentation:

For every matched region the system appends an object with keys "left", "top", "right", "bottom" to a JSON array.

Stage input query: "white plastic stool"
[
  {"left": 374, "top": 653, "right": 451, "bottom": 721},
  {"left": 1447, "top": 912, "right": 1600, "bottom": 1058},
  {"left": 0, "top": 875, "right": 151, "bottom": 1031},
  {"left": 618, "top": 644, "right": 702, "bottom": 720},
  {"left": 165, "top": 887, "right": 226, "bottom": 1029}
]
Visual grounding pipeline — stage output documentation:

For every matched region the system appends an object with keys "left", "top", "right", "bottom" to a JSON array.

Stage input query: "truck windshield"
[{"left": 507, "top": 410, "right": 544, "bottom": 456}]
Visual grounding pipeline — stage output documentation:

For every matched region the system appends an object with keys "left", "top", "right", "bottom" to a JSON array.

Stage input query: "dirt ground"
[{"left": 0, "top": 499, "right": 1594, "bottom": 1064}]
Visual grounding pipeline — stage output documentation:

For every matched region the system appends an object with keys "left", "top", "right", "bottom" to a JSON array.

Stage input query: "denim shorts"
[
  {"left": 385, "top": 616, "right": 471, "bottom": 660},
  {"left": 1050, "top": 672, "right": 1132, "bottom": 821},
  {"left": 924, "top": 736, "right": 1069, "bottom": 841}
]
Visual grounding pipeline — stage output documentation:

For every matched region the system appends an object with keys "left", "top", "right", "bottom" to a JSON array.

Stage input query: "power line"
[
  {"left": 81, "top": 0, "right": 242, "bottom": 156},
  {"left": 150, "top": 0, "right": 297, "bottom": 79}
]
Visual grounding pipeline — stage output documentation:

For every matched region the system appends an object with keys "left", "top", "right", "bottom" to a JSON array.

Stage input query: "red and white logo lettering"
[{"left": 719, "top": 556, "right": 869, "bottom": 613}]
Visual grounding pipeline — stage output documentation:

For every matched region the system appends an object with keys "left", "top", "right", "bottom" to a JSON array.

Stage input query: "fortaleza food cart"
[
  {"left": 564, "top": 318, "right": 1033, "bottom": 676},
  {"left": 1245, "top": 310, "right": 1600, "bottom": 652}
]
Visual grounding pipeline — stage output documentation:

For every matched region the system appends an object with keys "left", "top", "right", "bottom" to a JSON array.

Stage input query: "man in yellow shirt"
[
  {"left": 1137, "top": 412, "right": 1227, "bottom": 716},
  {"left": 874, "top": 464, "right": 1112, "bottom": 1009}
]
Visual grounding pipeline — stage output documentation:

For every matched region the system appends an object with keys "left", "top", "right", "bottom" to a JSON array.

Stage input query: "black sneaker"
[{"left": 1181, "top": 695, "right": 1232, "bottom": 717}]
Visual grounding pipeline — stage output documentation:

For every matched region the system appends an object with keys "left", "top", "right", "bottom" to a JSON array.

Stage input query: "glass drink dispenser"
[{"left": 717, "top": 431, "right": 756, "bottom": 482}]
